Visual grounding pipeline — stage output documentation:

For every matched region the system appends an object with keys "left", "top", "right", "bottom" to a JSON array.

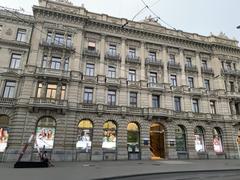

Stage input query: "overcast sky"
[{"left": 1, "top": 0, "right": 240, "bottom": 44}]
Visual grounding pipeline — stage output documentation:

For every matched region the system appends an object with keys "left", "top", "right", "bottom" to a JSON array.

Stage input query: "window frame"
[{"left": 3, "top": 81, "right": 16, "bottom": 98}]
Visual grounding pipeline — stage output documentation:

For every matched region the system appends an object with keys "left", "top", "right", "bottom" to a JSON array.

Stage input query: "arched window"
[
  {"left": 102, "top": 121, "right": 117, "bottom": 150},
  {"left": 35, "top": 117, "right": 56, "bottom": 149},
  {"left": 175, "top": 125, "right": 187, "bottom": 151},
  {"left": 194, "top": 126, "right": 205, "bottom": 152},
  {"left": 76, "top": 119, "right": 93, "bottom": 152},
  {"left": 213, "top": 127, "right": 223, "bottom": 153},
  {"left": 127, "top": 122, "right": 140, "bottom": 153},
  {"left": 0, "top": 115, "right": 10, "bottom": 152}
]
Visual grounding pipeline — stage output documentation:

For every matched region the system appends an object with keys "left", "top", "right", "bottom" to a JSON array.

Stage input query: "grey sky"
[{"left": 1, "top": 0, "right": 240, "bottom": 43}]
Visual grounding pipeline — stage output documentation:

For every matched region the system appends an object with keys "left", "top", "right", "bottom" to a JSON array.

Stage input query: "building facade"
[{"left": 0, "top": 0, "right": 240, "bottom": 162}]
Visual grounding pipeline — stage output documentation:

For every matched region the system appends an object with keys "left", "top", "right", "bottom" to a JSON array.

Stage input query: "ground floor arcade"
[{"left": 0, "top": 107, "right": 240, "bottom": 162}]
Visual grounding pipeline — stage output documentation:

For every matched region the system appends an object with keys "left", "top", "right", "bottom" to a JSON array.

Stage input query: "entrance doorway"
[{"left": 150, "top": 123, "right": 165, "bottom": 160}]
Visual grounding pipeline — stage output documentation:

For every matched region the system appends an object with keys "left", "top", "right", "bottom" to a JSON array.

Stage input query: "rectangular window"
[
  {"left": 46, "top": 84, "right": 57, "bottom": 99},
  {"left": 169, "top": 54, "right": 175, "bottom": 64},
  {"left": 128, "top": 48, "right": 136, "bottom": 58},
  {"left": 108, "top": 90, "right": 116, "bottom": 106},
  {"left": 61, "top": 85, "right": 66, "bottom": 100},
  {"left": 174, "top": 97, "right": 181, "bottom": 112},
  {"left": 202, "top": 60, "right": 208, "bottom": 69},
  {"left": 128, "top": 69, "right": 136, "bottom": 81},
  {"left": 64, "top": 57, "right": 69, "bottom": 71},
  {"left": 86, "top": 63, "right": 95, "bottom": 76},
  {"left": 186, "top": 57, "right": 192, "bottom": 67},
  {"left": 88, "top": 41, "right": 96, "bottom": 51},
  {"left": 226, "top": 62, "right": 231, "bottom": 70},
  {"left": 47, "top": 32, "right": 52, "bottom": 43},
  {"left": 148, "top": 51, "right": 156, "bottom": 61},
  {"left": 210, "top": 101, "right": 216, "bottom": 114},
  {"left": 84, "top": 88, "right": 93, "bottom": 104},
  {"left": 54, "top": 33, "right": 64, "bottom": 45},
  {"left": 130, "top": 92, "right": 137, "bottom": 107},
  {"left": 108, "top": 66, "right": 116, "bottom": 78},
  {"left": 230, "top": 81, "right": 234, "bottom": 92},
  {"left": 37, "top": 83, "right": 42, "bottom": 98},
  {"left": 42, "top": 55, "right": 47, "bottom": 68},
  {"left": 66, "top": 35, "right": 72, "bottom": 47},
  {"left": 188, "top": 77, "right": 194, "bottom": 88},
  {"left": 3, "top": 81, "right": 16, "bottom": 98},
  {"left": 51, "top": 56, "right": 61, "bottom": 69},
  {"left": 170, "top": 75, "right": 177, "bottom": 86},
  {"left": 192, "top": 99, "right": 199, "bottom": 113},
  {"left": 149, "top": 72, "right": 157, "bottom": 83},
  {"left": 108, "top": 44, "right": 117, "bottom": 55},
  {"left": 204, "top": 79, "right": 210, "bottom": 91},
  {"left": 16, "top": 28, "right": 26, "bottom": 42},
  {"left": 10, "top": 54, "right": 21, "bottom": 69},
  {"left": 152, "top": 95, "right": 160, "bottom": 108}
]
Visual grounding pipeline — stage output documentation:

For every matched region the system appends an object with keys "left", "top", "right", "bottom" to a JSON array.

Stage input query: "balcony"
[
  {"left": 0, "top": 98, "right": 16, "bottom": 107},
  {"left": 78, "top": 103, "right": 97, "bottom": 111},
  {"left": 188, "top": 88, "right": 203, "bottom": 95},
  {"left": 40, "top": 39, "right": 75, "bottom": 52},
  {"left": 82, "top": 75, "right": 97, "bottom": 83},
  {"left": 127, "top": 81, "right": 140, "bottom": 88},
  {"left": 185, "top": 64, "right": 198, "bottom": 73},
  {"left": 83, "top": 48, "right": 100, "bottom": 58},
  {"left": 201, "top": 67, "right": 214, "bottom": 74},
  {"left": 221, "top": 68, "right": 239, "bottom": 76},
  {"left": 145, "top": 58, "right": 162, "bottom": 67},
  {"left": 106, "top": 78, "right": 121, "bottom": 87},
  {"left": 167, "top": 61, "right": 181, "bottom": 70},
  {"left": 147, "top": 107, "right": 173, "bottom": 117},
  {"left": 35, "top": 67, "right": 71, "bottom": 80},
  {"left": 29, "top": 98, "right": 68, "bottom": 109},
  {"left": 126, "top": 55, "right": 141, "bottom": 64},
  {"left": 105, "top": 51, "right": 121, "bottom": 61},
  {"left": 147, "top": 82, "right": 165, "bottom": 91}
]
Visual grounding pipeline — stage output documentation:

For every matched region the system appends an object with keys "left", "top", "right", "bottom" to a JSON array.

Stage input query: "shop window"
[
  {"left": 175, "top": 125, "right": 187, "bottom": 151},
  {"left": 213, "top": 127, "right": 223, "bottom": 153},
  {"left": 76, "top": 120, "right": 93, "bottom": 152},
  {"left": 0, "top": 115, "right": 10, "bottom": 152},
  {"left": 35, "top": 117, "right": 56, "bottom": 149},
  {"left": 194, "top": 126, "right": 205, "bottom": 152},
  {"left": 127, "top": 122, "right": 140, "bottom": 153},
  {"left": 102, "top": 121, "right": 117, "bottom": 151}
]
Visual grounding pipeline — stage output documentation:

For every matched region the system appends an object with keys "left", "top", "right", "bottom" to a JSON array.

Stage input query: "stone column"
[
  {"left": 99, "top": 34, "right": 106, "bottom": 75},
  {"left": 212, "top": 55, "right": 225, "bottom": 90},
  {"left": 140, "top": 41, "right": 145, "bottom": 81},
  {"left": 162, "top": 46, "right": 168, "bottom": 84},
  {"left": 179, "top": 49, "right": 186, "bottom": 86},
  {"left": 120, "top": 38, "right": 126, "bottom": 79},
  {"left": 72, "top": 30, "right": 83, "bottom": 72},
  {"left": 196, "top": 52, "right": 203, "bottom": 88}
]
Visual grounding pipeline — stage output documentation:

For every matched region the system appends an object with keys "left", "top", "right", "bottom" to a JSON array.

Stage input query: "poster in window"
[
  {"left": 195, "top": 135, "right": 204, "bottom": 152},
  {"left": 0, "top": 128, "right": 9, "bottom": 152},
  {"left": 102, "top": 130, "right": 116, "bottom": 150},
  {"left": 213, "top": 136, "right": 223, "bottom": 153},
  {"left": 35, "top": 127, "right": 55, "bottom": 149},
  {"left": 76, "top": 129, "right": 92, "bottom": 152}
]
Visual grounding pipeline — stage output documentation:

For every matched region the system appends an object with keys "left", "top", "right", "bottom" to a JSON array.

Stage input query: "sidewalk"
[{"left": 1, "top": 159, "right": 240, "bottom": 180}]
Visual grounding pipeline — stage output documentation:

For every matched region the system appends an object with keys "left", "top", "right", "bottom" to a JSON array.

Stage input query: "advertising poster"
[
  {"left": 0, "top": 127, "right": 9, "bottom": 152},
  {"left": 102, "top": 130, "right": 116, "bottom": 150},
  {"left": 194, "top": 135, "right": 204, "bottom": 152},
  {"left": 213, "top": 136, "right": 223, "bottom": 153},
  {"left": 35, "top": 127, "right": 55, "bottom": 149},
  {"left": 76, "top": 129, "right": 92, "bottom": 152}
]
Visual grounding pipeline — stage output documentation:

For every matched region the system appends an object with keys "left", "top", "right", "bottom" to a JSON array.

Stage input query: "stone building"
[{"left": 0, "top": 0, "right": 240, "bottom": 162}]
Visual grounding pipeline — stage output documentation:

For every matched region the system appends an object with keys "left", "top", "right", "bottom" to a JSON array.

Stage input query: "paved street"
[{"left": 1, "top": 160, "right": 240, "bottom": 180}]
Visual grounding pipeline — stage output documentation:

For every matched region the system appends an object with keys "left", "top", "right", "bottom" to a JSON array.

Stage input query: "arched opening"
[
  {"left": 127, "top": 122, "right": 140, "bottom": 160},
  {"left": 102, "top": 121, "right": 117, "bottom": 160},
  {"left": 76, "top": 119, "right": 93, "bottom": 153},
  {"left": 35, "top": 117, "right": 56, "bottom": 150},
  {"left": 150, "top": 123, "right": 165, "bottom": 160},
  {"left": 213, "top": 127, "right": 223, "bottom": 153},
  {"left": 0, "top": 115, "right": 10, "bottom": 152},
  {"left": 194, "top": 126, "right": 205, "bottom": 152},
  {"left": 175, "top": 125, "right": 187, "bottom": 152}
]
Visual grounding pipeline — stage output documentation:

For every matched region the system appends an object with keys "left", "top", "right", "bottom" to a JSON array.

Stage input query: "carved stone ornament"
[
  {"left": 55, "top": 0, "right": 73, "bottom": 5},
  {"left": 5, "top": 28, "right": 13, "bottom": 36}
]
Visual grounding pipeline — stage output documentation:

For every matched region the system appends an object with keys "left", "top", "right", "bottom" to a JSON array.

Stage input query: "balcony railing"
[
  {"left": 29, "top": 98, "right": 68, "bottom": 109},
  {"left": 105, "top": 51, "right": 121, "bottom": 61},
  {"left": 0, "top": 98, "right": 16, "bottom": 106},
  {"left": 168, "top": 61, "right": 181, "bottom": 70},
  {"left": 185, "top": 64, "right": 198, "bottom": 72},
  {"left": 126, "top": 55, "right": 140, "bottom": 64},
  {"left": 145, "top": 58, "right": 162, "bottom": 66},
  {"left": 127, "top": 81, "right": 140, "bottom": 87},
  {"left": 83, "top": 48, "right": 100, "bottom": 58},
  {"left": 188, "top": 88, "right": 203, "bottom": 95},
  {"left": 221, "top": 68, "right": 239, "bottom": 76},
  {"left": 106, "top": 78, "right": 121, "bottom": 86},
  {"left": 147, "top": 82, "right": 165, "bottom": 91},
  {"left": 35, "top": 67, "right": 70, "bottom": 79},
  {"left": 40, "top": 39, "right": 75, "bottom": 51},
  {"left": 201, "top": 67, "right": 214, "bottom": 74}
]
